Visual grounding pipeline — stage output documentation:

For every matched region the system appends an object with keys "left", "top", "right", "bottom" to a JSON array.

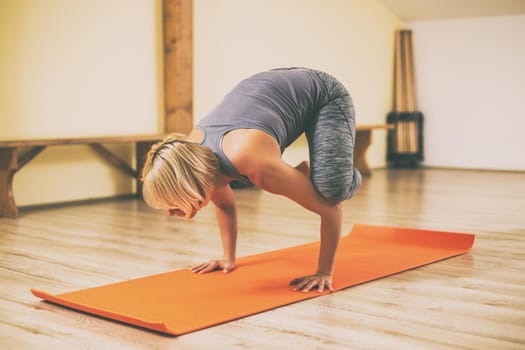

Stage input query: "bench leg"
[
  {"left": 354, "top": 130, "right": 372, "bottom": 177},
  {"left": 0, "top": 148, "right": 18, "bottom": 218}
]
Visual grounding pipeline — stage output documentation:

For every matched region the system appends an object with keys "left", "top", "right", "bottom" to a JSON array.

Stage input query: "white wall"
[
  {"left": 409, "top": 15, "right": 525, "bottom": 171},
  {"left": 1, "top": 0, "right": 400, "bottom": 207},
  {"left": 194, "top": 0, "right": 400, "bottom": 167},
  {"left": 0, "top": 0, "right": 163, "bottom": 206}
]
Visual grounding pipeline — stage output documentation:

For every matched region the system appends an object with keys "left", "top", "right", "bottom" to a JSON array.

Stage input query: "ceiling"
[{"left": 380, "top": 0, "right": 525, "bottom": 21}]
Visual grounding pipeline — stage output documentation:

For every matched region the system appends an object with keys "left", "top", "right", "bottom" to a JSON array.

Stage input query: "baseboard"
[{"left": 19, "top": 194, "right": 139, "bottom": 214}]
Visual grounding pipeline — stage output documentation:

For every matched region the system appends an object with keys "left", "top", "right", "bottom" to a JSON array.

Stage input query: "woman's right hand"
[{"left": 190, "top": 259, "right": 236, "bottom": 274}]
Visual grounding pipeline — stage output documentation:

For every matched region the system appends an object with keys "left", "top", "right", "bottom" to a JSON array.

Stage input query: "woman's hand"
[
  {"left": 190, "top": 259, "right": 236, "bottom": 274},
  {"left": 289, "top": 273, "right": 334, "bottom": 293}
]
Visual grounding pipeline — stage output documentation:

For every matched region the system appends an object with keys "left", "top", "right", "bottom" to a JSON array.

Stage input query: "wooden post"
[
  {"left": 0, "top": 148, "right": 19, "bottom": 218},
  {"left": 163, "top": 0, "right": 193, "bottom": 134},
  {"left": 394, "top": 31, "right": 403, "bottom": 113}
]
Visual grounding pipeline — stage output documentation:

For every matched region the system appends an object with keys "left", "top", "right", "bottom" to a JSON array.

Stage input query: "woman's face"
[{"left": 168, "top": 198, "right": 210, "bottom": 219}]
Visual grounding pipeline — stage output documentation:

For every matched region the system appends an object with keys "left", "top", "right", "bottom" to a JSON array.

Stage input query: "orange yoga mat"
[{"left": 31, "top": 224, "right": 474, "bottom": 335}]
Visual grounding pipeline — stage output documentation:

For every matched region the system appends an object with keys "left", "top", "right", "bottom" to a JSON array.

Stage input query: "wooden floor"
[{"left": 1, "top": 168, "right": 524, "bottom": 349}]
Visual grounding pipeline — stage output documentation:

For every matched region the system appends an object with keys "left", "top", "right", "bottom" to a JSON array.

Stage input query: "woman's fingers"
[
  {"left": 189, "top": 263, "right": 206, "bottom": 273},
  {"left": 190, "top": 261, "right": 217, "bottom": 273},
  {"left": 289, "top": 274, "right": 334, "bottom": 293},
  {"left": 317, "top": 279, "right": 325, "bottom": 293},
  {"left": 190, "top": 260, "right": 235, "bottom": 274},
  {"left": 198, "top": 262, "right": 220, "bottom": 274}
]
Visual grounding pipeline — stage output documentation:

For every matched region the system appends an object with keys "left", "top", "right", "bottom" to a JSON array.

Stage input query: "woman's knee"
[{"left": 313, "top": 168, "right": 362, "bottom": 203}]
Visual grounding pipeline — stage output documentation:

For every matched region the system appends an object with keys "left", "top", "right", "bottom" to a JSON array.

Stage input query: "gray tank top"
[{"left": 197, "top": 68, "right": 327, "bottom": 184}]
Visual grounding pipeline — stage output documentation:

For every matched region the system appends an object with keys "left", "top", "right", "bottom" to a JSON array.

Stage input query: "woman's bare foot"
[{"left": 295, "top": 160, "right": 310, "bottom": 177}]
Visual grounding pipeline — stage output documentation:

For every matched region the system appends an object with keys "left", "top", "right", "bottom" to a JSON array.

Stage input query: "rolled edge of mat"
[{"left": 30, "top": 289, "right": 176, "bottom": 335}]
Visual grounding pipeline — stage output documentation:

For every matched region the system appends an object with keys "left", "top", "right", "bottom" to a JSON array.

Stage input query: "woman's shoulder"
[
  {"left": 222, "top": 129, "right": 282, "bottom": 182},
  {"left": 223, "top": 129, "right": 279, "bottom": 159},
  {"left": 187, "top": 128, "right": 204, "bottom": 143}
]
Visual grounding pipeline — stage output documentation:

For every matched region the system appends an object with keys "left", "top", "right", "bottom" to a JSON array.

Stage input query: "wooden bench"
[
  {"left": 0, "top": 126, "right": 390, "bottom": 218},
  {"left": 0, "top": 134, "right": 167, "bottom": 218},
  {"left": 355, "top": 124, "right": 394, "bottom": 177}
]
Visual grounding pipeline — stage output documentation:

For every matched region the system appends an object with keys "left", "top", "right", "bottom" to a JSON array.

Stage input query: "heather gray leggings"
[{"left": 306, "top": 70, "right": 362, "bottom": 203}]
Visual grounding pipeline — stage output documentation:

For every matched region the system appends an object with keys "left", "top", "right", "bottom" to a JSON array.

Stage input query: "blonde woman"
[{"left": 141, "top": 68, "right": 361, "bottom": 293}]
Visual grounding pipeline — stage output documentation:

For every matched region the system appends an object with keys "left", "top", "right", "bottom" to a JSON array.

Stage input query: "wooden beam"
[
  {"left": 0, "top": 148, "right": 19, "bottom": 218},
  {"left": 18, "top": 146, "right": 46, "bottom": 171},
  {"left": 163, "top": 0, "right": 193, "bottom": 134},
  {"left": 89, "top": 144, "right": 137, "bottom": 178},
  {"left": 0, "top": 134, "right": 169, "bottom": 148}
]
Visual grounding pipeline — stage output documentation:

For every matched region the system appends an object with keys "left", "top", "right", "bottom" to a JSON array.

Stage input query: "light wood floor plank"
[{"left": 1, "top": 168, "right": 524, "bottom": 349}]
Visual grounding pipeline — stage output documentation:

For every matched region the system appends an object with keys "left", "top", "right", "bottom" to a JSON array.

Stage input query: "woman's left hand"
[{"left": 289, "top": 273, "right": 334, "bottom": 293}]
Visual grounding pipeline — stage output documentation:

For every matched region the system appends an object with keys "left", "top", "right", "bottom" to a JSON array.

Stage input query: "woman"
[{"left": 141, "top": 67, "right": 361, "bottom": 293}]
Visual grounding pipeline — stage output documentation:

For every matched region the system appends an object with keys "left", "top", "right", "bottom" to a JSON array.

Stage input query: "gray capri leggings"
[{"left": 306, "top": 70, "right": 362, "bottom": 203}]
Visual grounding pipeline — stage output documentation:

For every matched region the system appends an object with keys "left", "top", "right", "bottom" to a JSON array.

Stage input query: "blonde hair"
[{"left": 140, "top": 134, "right": 219, "bottom": 218}]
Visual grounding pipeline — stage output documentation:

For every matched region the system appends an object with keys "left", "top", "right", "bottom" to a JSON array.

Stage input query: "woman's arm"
[
  {"left": 190, "top": 183, "right": 238, "bottom": 273},
  {"left": 255, "top": 159, "right": 343, "bottom": 281},
  {"left": 230, "top": 130, "right": 343, "bottom": 292},
  {"left": 213, "top": 184, "right": 238, "bottom": 263}
]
